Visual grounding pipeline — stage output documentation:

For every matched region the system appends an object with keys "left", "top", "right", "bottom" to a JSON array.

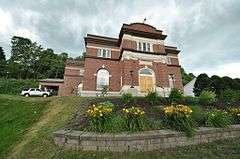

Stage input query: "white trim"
[
  {"left": 121, "top": 50, "right": 167, "bottom": 63},
  {"left": 65, "top": 67, "right": 82, "bottom": 70},
  {"left": 123, "top": 34, "right": 164, "bottom": 45},
  {"left": 87, "top": 45, "right": 119, "bottom": 52}
]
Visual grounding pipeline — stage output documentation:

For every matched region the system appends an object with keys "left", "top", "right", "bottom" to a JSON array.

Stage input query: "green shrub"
[
  {"left": 219, "top": 89, "right": 238, "bottom": 105},
  {"left": 121, "top": 93, "right": 134, "bottom": 105},
  {"left": 184, "top": 96, "right": 199, "bottom": 105},
  {"left": 206, "top": 109, "right": 231, "bottom": 127},
  {"left": 145, "top": 92, "right": 158, "bottom": 106},
  {"left": 190, "top": 106, "right": 207, "bottom": 126},
  {"left": 0, "top": 79, "right": 38, "bottom": 95},
  {"left": 228, "top": 107, "right": 240, "bottom": 124},
  {"left": 163, "top": 105, "right": 195, "bottom": 136},
  {"left": 169, "top": 88, "right": 183, "bottom": 104},
  {"left": 98, "top": 101, "right": 115, "bottom": 109},
  {"left": 86, "top": 104, "right": 113, "bottom": 132},
  {"left": 199, "top": 90, "right": 216, "bottom": 105},
  {"left": 122, "top": 107, "right": 146, "bottom": 131},
  {"left": 104, "top": 115, "right": 125, "bottom": 133}
]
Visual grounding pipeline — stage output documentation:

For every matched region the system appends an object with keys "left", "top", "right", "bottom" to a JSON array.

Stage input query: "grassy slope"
[
  {"left": 0, "top": 95, "right": 50, "bottom": 158},
  {"left": 1, "top": 95, "right": 240, "bottom": 159}
]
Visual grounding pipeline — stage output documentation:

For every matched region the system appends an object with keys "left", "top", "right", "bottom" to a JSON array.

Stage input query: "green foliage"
[
  {"left": 169, "top": 88, "right": 183, "bottom": 104},
  {"left": 183, "top": 96, "right": 199, "bottom": 105},
  {"left": 0, "top": 95, "right": 48, "bottom": 158},
  {"left": 190, "top": 106, "right": 207, "bottom": 126},
  {"left": 219, "top": 89, "right": 238, "bottom": 105},
  {"left": 103, "top": 115, "right": 125, "bottom": 133},
  {"left": 194, "top": 74, "right": 240, "bottom": 97},
  {"left": 228, "top": 107, "right": 240, "bottom": 124},
  {"left": 0, "top": 79, "right": 38, "bottom": 95},
  {"left": 98, "top": 101, "right": 115, "bottom": 109},
  {"left": 199, "top": 90, "right": 216, "bottom": 105},
  {"left": 87, "top": 105, "right": 113, "bottom": 132},
  {"left": 194, "top": 73, "right": 210, "bottom": 96},
  {"left": 145, "top": 91, "right": 158, "bottom": 106},
  {"left": 181, "top": 68, "right": 195, "bottom": 86},
  {"left": 7, "top": 36, "right": 68, "bottom": 79},
  {"left": 163, "top": 105, "right": 195, "bottom": 137},
  {"left": 100, "top": 85, "right": 108, "bottom": 97},
  {"left": 122, "top": 107, "right": 146, "bottom": 131},
  {"left": 0, "top": 47, "right": 6, "bottom": 78},
  {"left": 206, "top": 109, "right": 231, "bottom": 127},
  {"left": 121, "top": 93, "right": 135, "bottom": 105}
]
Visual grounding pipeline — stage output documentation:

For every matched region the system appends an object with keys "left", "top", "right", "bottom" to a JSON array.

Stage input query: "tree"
[
  {"left": 193, "top": 73, "right": 210, "bottom": 96},
  {"left": 8, "top": 36, "right": 33, "bottom": 79},
  {"left": 0, "top": 47, "right": 6, "bottom": 78},
  {"left": 209, "top": 75, "right": 225, "bottom": 96}
]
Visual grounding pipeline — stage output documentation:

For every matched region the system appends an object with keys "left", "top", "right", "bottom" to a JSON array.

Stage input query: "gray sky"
[{"left": 0, "top": 0, "right": 240, "bottom": 78}]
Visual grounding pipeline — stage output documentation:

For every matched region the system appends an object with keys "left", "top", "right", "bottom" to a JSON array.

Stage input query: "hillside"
[{"left": 0, "top": 95, "right": 240, "bottom": 159}]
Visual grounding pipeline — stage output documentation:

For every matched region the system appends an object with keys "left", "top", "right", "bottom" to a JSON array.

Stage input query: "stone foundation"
[{"left": 53, "top": 125, "right": 240, "bottom": 152}]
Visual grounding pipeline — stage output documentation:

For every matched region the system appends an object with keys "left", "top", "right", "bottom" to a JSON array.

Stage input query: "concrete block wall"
[{"left": 53, "top": 125, "right": 240, "bottom": 152}]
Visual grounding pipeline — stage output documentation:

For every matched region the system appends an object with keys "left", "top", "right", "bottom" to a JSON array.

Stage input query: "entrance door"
[{"left": 139, "top": 68, "right": 155, "bottom": 93}]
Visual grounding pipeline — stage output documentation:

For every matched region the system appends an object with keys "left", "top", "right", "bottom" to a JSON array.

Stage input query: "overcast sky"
[{"left": 0, "top": 0, "right": 240, "bottom": 78}]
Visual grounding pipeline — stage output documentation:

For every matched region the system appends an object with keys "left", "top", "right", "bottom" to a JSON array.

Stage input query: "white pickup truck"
[{"left": 21, "top": 88, "right": 51, "bottom": 97}]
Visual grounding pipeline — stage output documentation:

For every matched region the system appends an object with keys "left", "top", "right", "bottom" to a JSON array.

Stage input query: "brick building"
[{"left": 59, "top": 23, "right": 183, "bottom": 96}]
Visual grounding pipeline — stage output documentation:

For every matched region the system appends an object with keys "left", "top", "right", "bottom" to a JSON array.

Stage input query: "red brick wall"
[
  {"left": 167, "top": 66, "right": 183, "bottom": 90},
  {"left": 59, "top": 66, "right": 84, "bottom": 96},
  {"left": 121, "top": 39, "right": 137, "bottom": 50},
  {"left": 83, "top": 58, "right": 121, "bottom": 91},
  {"left": 153, "top": 44, "right": 166, "bottom": 54}
]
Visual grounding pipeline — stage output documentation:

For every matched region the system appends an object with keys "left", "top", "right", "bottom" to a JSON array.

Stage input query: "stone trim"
[{"left": 53, "top": 125, "right": 240, "bottom": 152}]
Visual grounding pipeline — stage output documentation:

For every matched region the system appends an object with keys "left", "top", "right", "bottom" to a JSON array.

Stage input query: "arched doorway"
[{"left": 139, "top": 68, "right": 155, "bottom": 93}]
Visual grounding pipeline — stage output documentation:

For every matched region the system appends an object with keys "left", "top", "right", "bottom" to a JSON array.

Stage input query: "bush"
[
  {"left": 98, "top": 101, "right": 115, "bottom": 109},
  {"left": 145, "top": 92, "right": 158, "bottom": 106},
  {"left": 169, "top": 88, "right": 183, "bottom": 104},
  {"left": 86, "top": 104, "right": 113, "bottom": 132},
  {"left": 122, "top": 107, "right": 146, "bottom": 131},
  {"left": 183, "top": 96, "right": 199, "bottom": 105},
  {"left": 219, "top": 89, "right": 238, "bottom": 105},
  {"left": 190, "top": 106, "right": 207, "bottom": 126},
  {"left": 206, "top": 109, "right": 231, "bottom": 127},
  {"left": 0, "top": 79, "right": 38, "bottom": 95},
  {"left": 163, "top": 105, "right": 195, "bottom": 136},
  {"left": 104, "top": 115, "right": 125, "bottom": 133},
  {"left": 199, "top": 90, "right": 216, "bottom": 106},
  {"left": 121, "top": 93, "right": 135, "bottom": 105},
  {"left": 228, "top": 107, "right": 240, "bottom": 124}
]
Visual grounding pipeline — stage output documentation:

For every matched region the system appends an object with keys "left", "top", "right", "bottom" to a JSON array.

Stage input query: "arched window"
[
  {"left": 96, "top": 69, "right": 109, "bottom": 90},
  {"left": 139, "top": 68, "right": 153, "bottom": 75}
]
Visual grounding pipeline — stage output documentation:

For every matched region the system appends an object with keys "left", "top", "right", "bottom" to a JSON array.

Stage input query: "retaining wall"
[{"left": 53, "top": 125, "right": 240, "bottom": 152}]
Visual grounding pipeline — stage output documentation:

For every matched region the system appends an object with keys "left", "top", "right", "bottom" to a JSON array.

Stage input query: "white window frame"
[
  {"left": 137, "top": 41, "right": 152, "bottom": 52},
  {"left": 96, "top": 69, "right": 110, "bottom": 90},
  {"left": 97, "top": 48, "right": 111, "bottom": 58}
]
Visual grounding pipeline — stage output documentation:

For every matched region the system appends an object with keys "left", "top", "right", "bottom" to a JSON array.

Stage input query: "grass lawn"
[
  {"left": 0, "top": 95, "right": 50, "bottom": 158},
  {"left": 0, "top": 95, "right": 240, "bottom": 159}
]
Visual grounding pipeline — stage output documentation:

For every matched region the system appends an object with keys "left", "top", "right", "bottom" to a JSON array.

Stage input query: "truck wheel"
[
  {"left": 43, "top": 94, "right": 48, "bottom": 98},
  {"left": 25, "top": 94, "right": 29, "bottom": 97}
]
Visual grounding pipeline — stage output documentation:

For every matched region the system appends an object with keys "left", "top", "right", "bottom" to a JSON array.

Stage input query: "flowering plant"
[
  {"left": 228, "top": 107, "right": 240, "bottom": 124},
  {"left": 122, "top": 107, "right": 145, "bottom": 131},
  {"left": 206, "top": 109, "right": 230, "bottom": 127},
  {"left": 163, "top": 105, "right": 195, "bottom": 136},
  {"left": 86, "top": 104, "right": 113, "bottom": 132}
]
